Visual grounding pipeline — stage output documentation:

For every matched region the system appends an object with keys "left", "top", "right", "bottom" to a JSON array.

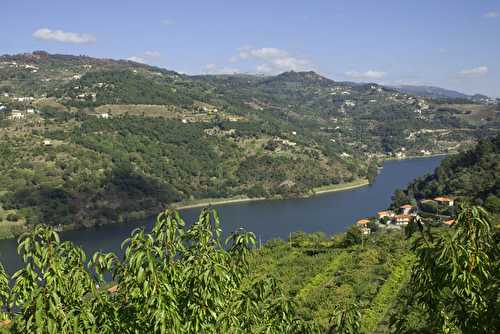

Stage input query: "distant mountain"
[{"left": 392, "top": 85, "right": 471, "bottom": 100}]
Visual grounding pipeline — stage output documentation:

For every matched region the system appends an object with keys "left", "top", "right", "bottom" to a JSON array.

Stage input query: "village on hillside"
[{"left": 355, "top": 196, "right": 456, "bottom": 235}]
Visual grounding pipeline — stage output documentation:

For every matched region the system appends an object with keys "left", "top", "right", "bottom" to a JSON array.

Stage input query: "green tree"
[
  {"left": 328, "top": 302, "right": 361, "bottom": 334},
  {"left": 0, "top": 209, "right": 318, "bottom": 333},
  {"left": 395, "top": 205, "right": 499, "bottom": 333},
  {"left": 343, "top": 226, "right": 363, "bottom": 246}
]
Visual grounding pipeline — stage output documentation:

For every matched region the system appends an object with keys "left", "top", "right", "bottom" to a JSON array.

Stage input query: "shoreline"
[
  {"left": 0, "top": 154, "right": 445, "bottom": 240},
  {"left": 312, "top": 179, "right": 370, "bottom": 195},
  {"left": 171, "top": 178, "right": 371, "bottom": 211},
  {"left": 384, "top": 152, "right": 451, "bottom": 161},
  {"left": 172, "top": 196, "right": 268, "bottom": 210}
]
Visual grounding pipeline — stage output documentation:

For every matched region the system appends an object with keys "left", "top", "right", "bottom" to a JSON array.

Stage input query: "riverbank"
[
  {"left": 313, "top": 179, "right": 370, "bottom": 195},
  {"left": 170, "top": 178, "right": 370, "bottom": 211},
  {"left": 171, "top": 196, "right": 267, "bottom": 210},
  {"left": 0, "top": 179, "right": 370, "bottom": 240},
  {"left": 0, "top": 154, "right": 445, "bottom": 240},
  {"left": 384, "top": 152, "right": 451, "bottom": 161}
]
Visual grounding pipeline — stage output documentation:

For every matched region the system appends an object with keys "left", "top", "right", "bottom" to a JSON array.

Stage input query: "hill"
[
  {"left": 393, "top": 85, "right": 471, "bottom": 100},
  {"left": 392, "top": 84, "right": 498, "bottom": 104},
  {"left": 398, "top": 134, "right": 500, "bottom": 213},
  {"left": 0, "top": 51, "right": 499, "bottom": 234}
]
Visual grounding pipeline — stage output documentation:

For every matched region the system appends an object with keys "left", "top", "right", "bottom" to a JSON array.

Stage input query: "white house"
[
  {"left": 377, "top": 210, "right": 395, "bottom": 219},
  {"left": 394, "top": 214, "right": 411, "bottom": 226},
  {"left": 434, "top": 196, "right": 454, "bottom": 207},
  {"left": 97, "top": 113, "right": 110, "bottom": 119},
  {"left": 400, "top": 204, "right": 414, "bottom": 215},
  {"left": 16, "top": 97, "right": 34, "bottom": 102},
  {"left": 360, "top": 227, "right": 371, "bottom": 235},
  {"left": 9, "top": 111, "right": 25, "bottom": 119}
]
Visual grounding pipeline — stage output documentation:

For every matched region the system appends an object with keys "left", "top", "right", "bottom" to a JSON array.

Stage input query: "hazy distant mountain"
[{"left": 392, "top": 85, "right": 471, "bottom": 100}]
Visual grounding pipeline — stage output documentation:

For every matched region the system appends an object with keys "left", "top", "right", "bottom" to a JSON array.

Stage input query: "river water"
[{"left": 0, "top": 156, "right": 444, "bottom": 274}]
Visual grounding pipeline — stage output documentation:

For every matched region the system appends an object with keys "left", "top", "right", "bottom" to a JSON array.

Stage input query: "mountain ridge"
[{"left": 2, "top": 51, "right": 496, "bottom": 100}]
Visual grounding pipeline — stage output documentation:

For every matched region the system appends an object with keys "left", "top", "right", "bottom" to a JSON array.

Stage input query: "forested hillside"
[
  {"left": 1, "top": 52, "right": 499, "bottom": 235},
  {"left": 402, "top": 134, "right": 500, "bottom": 213}
]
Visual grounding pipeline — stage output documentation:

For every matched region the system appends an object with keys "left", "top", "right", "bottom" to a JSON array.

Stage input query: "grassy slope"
[{"left": 249, "top": 230, "right": 414, "bottom": 332}]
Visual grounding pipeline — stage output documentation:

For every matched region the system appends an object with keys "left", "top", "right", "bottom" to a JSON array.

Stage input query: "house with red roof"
[
  {"left": 399, "top": 204, "right": 414, "bottom": 215},
  {"left": 394, "top": 214, "right": 412, "bottom": 226},
  {"left": 434, "top": 196, "right": 454, "bottom": 207}
]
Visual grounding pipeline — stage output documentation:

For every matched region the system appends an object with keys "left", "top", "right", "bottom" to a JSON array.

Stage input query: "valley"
[{"left": 0, "top": 52, "right": 498, "bottom": 236}]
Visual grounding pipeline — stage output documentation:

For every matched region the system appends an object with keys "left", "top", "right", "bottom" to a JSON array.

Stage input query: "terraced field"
[{"left": 250, "top": 230, "right": 415, "bottom": 332}]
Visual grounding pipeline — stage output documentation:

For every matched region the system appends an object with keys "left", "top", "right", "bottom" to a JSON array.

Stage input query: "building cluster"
[
  {"left": 4, "top": 107, "right": 40, "bottom": 120},
  {"left": 355, "top": 196, "right": 456, "bottom": 235}
]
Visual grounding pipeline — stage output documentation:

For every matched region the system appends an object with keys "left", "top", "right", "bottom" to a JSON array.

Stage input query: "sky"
[{"left": 2, "top": 0, "right": 500, "bottom": 97}]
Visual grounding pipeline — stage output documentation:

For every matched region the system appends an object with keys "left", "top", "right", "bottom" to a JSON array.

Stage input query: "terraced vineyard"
[{"left": 249, "top": 230, "right": 415, "bottom": 332}]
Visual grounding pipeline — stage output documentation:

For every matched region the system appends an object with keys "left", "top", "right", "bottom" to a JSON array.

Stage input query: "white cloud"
[
  {"left": 256, "top": 63, "right": 274, "bottom": 74},
  {"left": 144, "top": 50, "right": 161, "bottom": 58},
  {"left": 126, "top": 51, "right": 162, "bottom": 64},
  {"left": 126, "top": 56, "right": 146, "bottom": 63},
  {"left": 460, "top": 66, "right": 489, "bottom": 77},
  {"left": 345, "top": 70, "right": 387, "bottom": 80},
  {"left": 484, "top": 11, "right": 499, "bottom": 18},
  {"left": 204, "top": 63, "right": 240, "bottom": 75},
  {"left": 162, "top": 19, "right": 175, "bottom": 25},
  {"left": 33, "top": 28, "right": 96, "bottom": 44},
  {"left": 236, "top": 46, "right": 314, "bottom": 74}
]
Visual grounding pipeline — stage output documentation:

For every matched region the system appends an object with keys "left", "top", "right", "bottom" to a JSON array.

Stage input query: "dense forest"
[{"left": 400, "top": 134, "right": 500, "bottom": 213}]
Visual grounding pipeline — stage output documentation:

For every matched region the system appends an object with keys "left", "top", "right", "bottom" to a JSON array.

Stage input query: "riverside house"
[
  {"left": 399, "top": 204, "right": 414, "bottom": 215},
  {"left": 377, "top": 210, "right": 395, "bottom": 219},
  {"left": 356, "top": 219, "right": 372, "bottom": 235},
  {"left": 443, "top": 219, "right": 455, "bottom": 226},
  {"left": 394, "top": 214, "right": 411, "bottom": 226},
  {"left": 434, "top": 196, "right": 454, "bottom": 207}
]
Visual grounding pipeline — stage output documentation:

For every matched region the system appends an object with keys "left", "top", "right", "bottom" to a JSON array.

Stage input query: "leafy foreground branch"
[
  {"left": 393, "top": 205, "right": 499, "bottom": 333},
  {"left": 0, "top": 209, "right": 319, "bottom": 333},
  {"left": 0, "top": 205, "right": 497, "bottom": 333}
]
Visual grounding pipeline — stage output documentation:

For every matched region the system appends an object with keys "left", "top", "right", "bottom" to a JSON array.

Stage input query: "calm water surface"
[{"left": 0, "top": 156, "right": 443, "bottom": 274}]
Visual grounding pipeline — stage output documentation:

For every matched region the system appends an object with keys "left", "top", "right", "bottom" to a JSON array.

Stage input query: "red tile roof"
[
  {"left": 356, "top": 219, "right": 370, "bottom": 225},
  {"left": 434, "top": 196, "right": 453, "bottom": 202},
  {"left": 107, "top": 285, "right": 119, "bottom": 293},
  {"left": 0, "top": 320, "right": 11, "bottom": 328},
  {"left": 443, "top": 219, "right": 455, "bottom": 226},
  {"left": 377, "top": 210, "right": 394, "bottom": 217},
  {"left": 420, "top": 199, "right": 434, "bottom": 203}
]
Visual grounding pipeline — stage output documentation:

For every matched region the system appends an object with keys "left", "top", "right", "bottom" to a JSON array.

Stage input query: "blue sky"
[{"left": 2, "top": 0, "right": 500, "bottom": 96}]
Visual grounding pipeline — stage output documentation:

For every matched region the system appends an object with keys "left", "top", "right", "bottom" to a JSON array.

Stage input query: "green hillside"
[
  {"left": 1, "top": 52, "right": 499, "bottom": 235},
  {"left": 402, "top": 134, "right": 500, "bottom": 213}
]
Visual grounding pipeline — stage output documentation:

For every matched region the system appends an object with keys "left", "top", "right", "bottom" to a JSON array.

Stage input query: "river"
[{"left": 0, "top": 156, "right": 444, "bottom": 274}]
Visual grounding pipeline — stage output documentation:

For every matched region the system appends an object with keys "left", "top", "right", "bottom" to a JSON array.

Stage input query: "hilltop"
[
  {"left": 399, "top": 134, "right": 500, "bottom": 214},
  {"left": 0, "top": 51, "right": 499, "bottom": 233},
  {"left": 393, "top": 84, "right": 498, "bottom": 103}
]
